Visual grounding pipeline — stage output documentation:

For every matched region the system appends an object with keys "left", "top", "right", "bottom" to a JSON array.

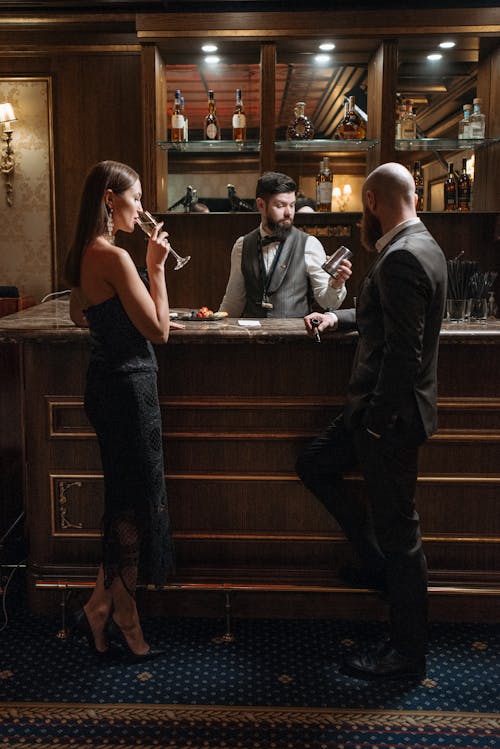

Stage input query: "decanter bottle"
[
  {"left": 336, "top": 95, "right": 366, "bottom": 140},
  {"left": 287, "top": 101, "right": 315, "bottom": 140}
]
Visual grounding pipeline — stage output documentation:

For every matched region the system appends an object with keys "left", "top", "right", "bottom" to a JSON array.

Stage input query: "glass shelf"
[
  {"left": 395, "top": 138, "right": 498, "bottom": 151},
  {"left": 158, "top": 140, "right": 260, "bottom": 153},
  {"left": 275, "top": 139, "right": 377, "bottom": 152},
  {"left": 159, "top": 139, "right": 378, "bottom": 153}
]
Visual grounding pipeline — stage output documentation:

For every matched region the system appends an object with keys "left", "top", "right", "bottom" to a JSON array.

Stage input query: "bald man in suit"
[{"left": 297, "top": 162, "right": 447, "bottom": 680}]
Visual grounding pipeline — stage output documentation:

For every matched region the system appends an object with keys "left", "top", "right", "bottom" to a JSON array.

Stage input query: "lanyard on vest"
[{"left": 257, "top": 235, "right": 285, "bottom": 310}]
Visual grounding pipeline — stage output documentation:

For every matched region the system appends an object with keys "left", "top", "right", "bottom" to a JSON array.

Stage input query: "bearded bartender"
[{"left": 218, "top": 172, "right": 352, "bottom": 318}]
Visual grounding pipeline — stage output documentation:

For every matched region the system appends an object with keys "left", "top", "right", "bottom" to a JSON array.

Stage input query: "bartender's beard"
[
  {"left": 265, "top": 216, "right": 293, "bottom": 242},
  {"left": 360, "top": 206, "right": 383, "bottom": 253}
]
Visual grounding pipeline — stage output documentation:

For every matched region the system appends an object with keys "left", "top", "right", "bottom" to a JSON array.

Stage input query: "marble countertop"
[{"left": 1, "top": 299, "right": 499, "bottom": 344}]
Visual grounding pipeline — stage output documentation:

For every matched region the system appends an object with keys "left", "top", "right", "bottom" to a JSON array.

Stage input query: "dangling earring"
[{"left": 106, "top": 206, "right": 114, "bottom": 243}]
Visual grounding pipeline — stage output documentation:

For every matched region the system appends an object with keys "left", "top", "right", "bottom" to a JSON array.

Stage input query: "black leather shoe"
[
  {"left": 70, "top": 608, "right": 118, "bottom": 658},
  {"left": 338, "top": 563, "right": 387, "bottom": 593},
  {"left": 341, "top": 642, "right": 426, "bottom": 680}
]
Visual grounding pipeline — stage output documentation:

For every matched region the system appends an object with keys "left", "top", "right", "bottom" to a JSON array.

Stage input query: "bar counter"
[{"left": 1, "top": 300, "right": 499, "bottom": 623}]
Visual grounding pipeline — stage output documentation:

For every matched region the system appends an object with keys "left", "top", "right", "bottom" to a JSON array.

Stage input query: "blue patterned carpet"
[{"left": 1, "top": 572, "right": 499, "bottom": 747}]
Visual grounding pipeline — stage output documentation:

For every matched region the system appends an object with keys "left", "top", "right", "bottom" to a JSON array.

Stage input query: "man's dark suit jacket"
[{"left": 336, "top": 221, "right": 447, "bottom": 442}]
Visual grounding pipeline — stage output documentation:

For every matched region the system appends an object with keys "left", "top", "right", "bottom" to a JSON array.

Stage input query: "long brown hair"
[{"left": 64, "top": 160, "right": 139, "bottom": 286}]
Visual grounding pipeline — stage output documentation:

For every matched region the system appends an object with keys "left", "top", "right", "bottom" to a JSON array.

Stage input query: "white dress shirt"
[{"left": 219, "top": 227, "right": 347, "bottom": 317}]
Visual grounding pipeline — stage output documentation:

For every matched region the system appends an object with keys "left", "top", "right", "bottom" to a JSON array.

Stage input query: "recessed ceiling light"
[
  {"left": 204, "top": 55, "right": 220, "bottom": 64},
  {"left": 319, "top": 42, "right": 335, "bottom": 51},
  {"left": 427, "top": 53, "right": 443, "bottom": 61},
  {"left": 202, "top": 44, "right": 218, "bottom": 53},
  {"left": 439, "top": 41, "right": 456, "bottom": 49},
  {"left": 315, "top": 54, "right": 331, "bottom": 64}
]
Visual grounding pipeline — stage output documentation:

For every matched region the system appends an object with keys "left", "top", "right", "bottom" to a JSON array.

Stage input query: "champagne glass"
[{"left": 136, "top": 210, "right": 191, "bottom": 270}]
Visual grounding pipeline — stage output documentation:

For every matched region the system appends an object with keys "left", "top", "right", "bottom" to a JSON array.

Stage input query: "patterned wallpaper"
[{"left": 0, "top": 78, "right": 55, "bottom": 302}]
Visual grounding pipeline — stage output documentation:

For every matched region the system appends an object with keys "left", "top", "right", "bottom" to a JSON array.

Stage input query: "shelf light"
[
  {"left": 201, "top": 44, "right": 218, "bottom": 53},
  {"left": 204, "top": 55, "right": 220, "bottom": 64},
  {"left": 319, "top": 42, "right": 335, "bottom": 51},
  {"left": 314, "top": 54, "right": 331, "bottom": 64},
  {"left": 427, "top": 53, "right": 443, "bottom": 61},
  {"left": 439, "top": 41, "right": 456, "bottom": 49}
]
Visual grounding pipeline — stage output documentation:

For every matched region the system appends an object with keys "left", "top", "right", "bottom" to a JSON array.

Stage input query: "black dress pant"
[{"left": 296, "top": 413, "right": 428, "bottom": 658}]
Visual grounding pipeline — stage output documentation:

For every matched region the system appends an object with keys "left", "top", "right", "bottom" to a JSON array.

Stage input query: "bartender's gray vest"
[{"left": 241, "top": 226, "right": 312, "bottom": 318}]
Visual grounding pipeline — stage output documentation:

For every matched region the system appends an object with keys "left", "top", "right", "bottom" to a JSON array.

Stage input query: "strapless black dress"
[{"left": 84, "top": 288, "right": 174, "bottom": 593}]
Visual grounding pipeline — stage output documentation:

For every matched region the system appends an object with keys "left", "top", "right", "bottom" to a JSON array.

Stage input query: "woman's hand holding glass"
[{"left": 146, "top": 220, "right": 171, "bottom": 270}]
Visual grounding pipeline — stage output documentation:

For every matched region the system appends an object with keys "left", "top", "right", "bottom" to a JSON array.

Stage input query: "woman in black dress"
[{"left": 64, "top": 160, "right": 176, "bottom": 661}]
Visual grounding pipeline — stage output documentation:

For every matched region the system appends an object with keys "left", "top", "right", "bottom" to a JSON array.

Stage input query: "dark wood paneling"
[{"left": 14, "top": 322, "right": 500, "bottom": 620}]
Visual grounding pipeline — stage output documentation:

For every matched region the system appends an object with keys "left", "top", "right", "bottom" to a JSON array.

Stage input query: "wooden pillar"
[
  {"left": 260, "top": 42, "right": 276, "bottom": 175},
  {"left": 474, "top": 44, "right": 500, "bottom": 211},
  {"left": 366, "top": 40, "right": 398, "bottom": 174},
  {"left": 140, "top": 43, "right": 168, "bottom": 211}
]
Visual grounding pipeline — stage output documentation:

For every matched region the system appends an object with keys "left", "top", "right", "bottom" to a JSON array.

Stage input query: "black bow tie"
[{"left": 261, "top": 235, "right": 280, "bottom": 246}]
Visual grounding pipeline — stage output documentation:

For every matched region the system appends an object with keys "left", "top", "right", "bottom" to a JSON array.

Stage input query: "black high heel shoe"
[
  {"left": 106, "top": 617, "right": 166, "bottom": 663},
  {"left": 70, "top": 608, "right": 116, "bottom": 658}
]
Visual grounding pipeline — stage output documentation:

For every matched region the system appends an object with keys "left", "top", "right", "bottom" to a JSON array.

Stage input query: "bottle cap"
[
  {"left": 463, "top": 104, "right": 472, "bottom": 111},
  {"left": 473, "top": 97, "right": 482, "bottom": 105}
]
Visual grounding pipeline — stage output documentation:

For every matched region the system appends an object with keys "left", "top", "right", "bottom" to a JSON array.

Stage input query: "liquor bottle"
[
  {"left": 315, "top": 158, "right": 324, "bottom": 205},
  {"left": 286, "top": 101, "right": 315, "bottom": 140},
  {"left": 395, "top": 102, "right": 406, "bottom": 139},
  {"left": 232, "top": 88, "right": 246, "bottom": 141},
  {"left": 457, "top": 157, "right": 471, "bottom": 212},
  {"left": 443, "top": 162, "right": 457, "bottom": 211},
  {"left": 400, "top": 99, "right": 417, "bottom": 139},
  {"left": 413, "top": 161, "right": 424, "bottom": 211},
  {"left": 181, "top": 94, "right": 189, "bottom": 142},
  {"left": 204, "top": 89, "right": 221, "bottom": 140},
  {"left": 458, "top": 104, "right": 472, "bottom": 140},
  {"left": 171, "top": 89, "right": 185, "bottom": 143},
  {"left": 470, "top": 97, "right": 486, "bottom": 139},
  {"left": 336, "top": 95, "right": 366, "bottom": 140},
  {"left": 316, "top": 156, "right": 333, "bottom": 212}
]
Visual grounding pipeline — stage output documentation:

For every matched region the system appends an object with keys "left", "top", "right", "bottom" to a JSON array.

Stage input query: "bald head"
[{"left": 363, "top": 162, "right": 418, "bottom": 227}]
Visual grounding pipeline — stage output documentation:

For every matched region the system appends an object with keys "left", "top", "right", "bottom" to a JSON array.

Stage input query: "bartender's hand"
[
  {"left": 327, "top": 258, "right": 352, "bottom": 289},
  {"left": 303, "top": 311, "right": 337, "bottom": 337}
]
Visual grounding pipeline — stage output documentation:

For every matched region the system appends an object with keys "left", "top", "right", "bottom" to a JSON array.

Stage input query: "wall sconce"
[
  {"left": 332, "top": 183, "right": 352, "bottom": 212},
  {"left": 0, "top": 102, "right": 17, "bottom": 207}
]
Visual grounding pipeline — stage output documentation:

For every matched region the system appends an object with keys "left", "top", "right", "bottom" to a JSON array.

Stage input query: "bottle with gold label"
[
  {"left": 204, "top": 89, "right": 221, "bottom": 141},
  {"left": 232, "top": 88, "right": 247, "bottom": 141},
  {"left": 413, "top": 161, "right": 424, "bottom": 211},
  {"left": 336, "top": 95, "right": 366, "bottom": 140},
  {"left": 286, "top": 101, "right": 315, "bottom": 140},
  {"left": 444, "top": 162, "right": 457, "bottom": 211},
  {"left": 171, "top": 89, "right": 185, "bottom": 143},
  {"left": 457, "top": 158, "right": 471, "bottom": 211},
  {"left": 316, "top": 157, "right": 333, "bottom": 212}
]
